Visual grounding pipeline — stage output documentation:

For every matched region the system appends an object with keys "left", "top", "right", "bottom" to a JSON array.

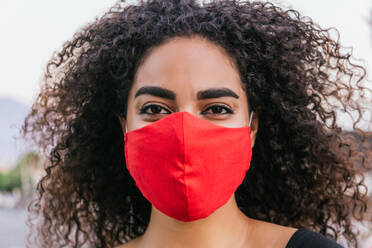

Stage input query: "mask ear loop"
[
  {"left": 125, "top": 125, "right": 128, "bottom": 133},
  {"left": 248, "top": 111, "right": 254, "bottom": 127}
]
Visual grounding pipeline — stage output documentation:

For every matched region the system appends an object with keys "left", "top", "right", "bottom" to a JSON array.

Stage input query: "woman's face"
[{"left": 119, "top": 35, "right": 258, "bottom": 147}]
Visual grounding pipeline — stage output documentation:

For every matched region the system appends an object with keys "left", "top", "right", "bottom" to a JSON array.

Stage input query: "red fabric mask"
[{"left": 124, "top": 111, "right": 252, "bottom": 222}]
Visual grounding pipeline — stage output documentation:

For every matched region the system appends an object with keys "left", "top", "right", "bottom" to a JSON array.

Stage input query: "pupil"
[
  {"left": 214, "top": 106, "right": 222, "bottom": 113},
  {"left": 151, "top": 105, "right": 160, "bottom": 113}
]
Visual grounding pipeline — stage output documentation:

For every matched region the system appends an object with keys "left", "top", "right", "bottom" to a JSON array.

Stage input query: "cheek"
[
  {"left": 227, "top": 111, "right": 250, "bottom": 128},
  {"left": 237, "top": 100, "right": 250, "bottom": 127}
]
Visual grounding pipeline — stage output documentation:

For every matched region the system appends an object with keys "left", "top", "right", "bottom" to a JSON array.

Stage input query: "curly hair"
[{"left": 22, "top": 0, "right": 372, "bottom": 247}]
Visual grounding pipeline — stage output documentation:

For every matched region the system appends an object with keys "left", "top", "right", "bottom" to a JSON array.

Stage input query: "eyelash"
[{"left": 139, "top": 103, "right": 234, "bottom": 116}]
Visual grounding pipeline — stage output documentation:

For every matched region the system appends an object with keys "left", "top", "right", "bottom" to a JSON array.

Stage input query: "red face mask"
[{"left": 124, "top": 111, "right": 253, "bottom": 222}]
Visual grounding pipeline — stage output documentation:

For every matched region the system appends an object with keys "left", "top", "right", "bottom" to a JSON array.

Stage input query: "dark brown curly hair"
[{"left": 22, "top": 0, "right": 372, "bottom": 247}]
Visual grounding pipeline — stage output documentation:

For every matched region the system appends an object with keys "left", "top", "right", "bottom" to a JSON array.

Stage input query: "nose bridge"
[
  {"left": 174, "top": 89, "right": 198, "bottom": 116},
  {"left": 177, "top": 105, "right": 196, "bottom": 116}
]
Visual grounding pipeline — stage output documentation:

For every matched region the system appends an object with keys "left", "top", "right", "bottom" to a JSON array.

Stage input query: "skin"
[{"left": 117, "top": 35, "right": 297, "bottom": 248}]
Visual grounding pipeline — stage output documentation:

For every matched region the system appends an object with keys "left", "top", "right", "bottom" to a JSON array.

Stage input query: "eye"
[
  {"left": 202, "top": 104, "right": 234, "bottom": 115},
  {"left": 139, "top": 103, "right": 171, "bottom": 115},
  {"left": 139, "top": 103, "right": 234, "bottom": 117}
]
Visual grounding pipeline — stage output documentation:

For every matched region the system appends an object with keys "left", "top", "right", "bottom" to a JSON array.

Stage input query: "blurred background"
[{"left": 0, "top": 0, "right": 371, "bottom": 247}]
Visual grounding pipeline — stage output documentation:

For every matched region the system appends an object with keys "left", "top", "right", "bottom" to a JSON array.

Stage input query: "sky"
[
  {"left": 1, "top": 0, "right": 372, "bottom": 107},
  {"left": 0, "top": 0, "right": 117, "bottom": 106}
]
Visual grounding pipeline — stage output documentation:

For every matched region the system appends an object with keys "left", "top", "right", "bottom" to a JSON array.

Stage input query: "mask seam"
[{"left": 181, "top": 113, "right": 190, "bottom": 221}]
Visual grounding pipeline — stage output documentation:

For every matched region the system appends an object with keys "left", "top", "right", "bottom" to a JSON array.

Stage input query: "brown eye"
[
  {"left": 139, "top": 104, "right": 171, "bottom": 115},
  {"left": 202, "top": 104, "right": 234, "bottom": 115}
]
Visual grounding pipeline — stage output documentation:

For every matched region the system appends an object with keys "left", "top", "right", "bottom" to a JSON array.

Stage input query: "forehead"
[{"left": 132, "top": 36, "right": 244, "bottom": 94}]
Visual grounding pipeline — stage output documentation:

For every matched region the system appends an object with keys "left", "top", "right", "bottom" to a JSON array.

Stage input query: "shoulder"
[
  {"left": 246, "top": 219, "right": 343, "bottom": 248},
  {"left": 286, "top": 228, "right": 344, "bottom": 248},
  {"left": 245, "top": 218, "right": 298, "bottom": 247}
]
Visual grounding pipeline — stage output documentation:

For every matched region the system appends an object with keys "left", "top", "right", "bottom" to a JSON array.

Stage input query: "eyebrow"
[{"left": 134, "top": 86, "right": 239, "bottom": 100}]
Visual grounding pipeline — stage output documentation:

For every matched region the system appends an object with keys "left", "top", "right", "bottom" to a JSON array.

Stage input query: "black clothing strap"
[{"left": 286, "top": 228, "right": 344, "bottom": 248}]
